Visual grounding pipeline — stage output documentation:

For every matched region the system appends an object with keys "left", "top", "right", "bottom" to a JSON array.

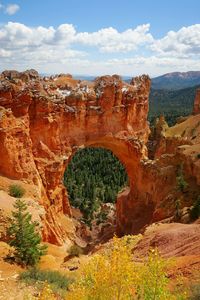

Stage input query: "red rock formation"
[
  {"left": 1, "top": 70, "right": 199, "bottom": 245},
  {"left": 134, "top": 223, "right": 200, "bottom": 258},
  {"left": 193, "top": 88, "right": 200, "bottom": 115},
  {"left": 141, "top": 109, "right": 200, "bottom": 228},
  {"left": 0, "top": 71, "right": 152, "bottom": 244},
  {"left": 117, "top": 106, "right": 200, "bottom": 235},
  {"left": 0, "top": 70, "right": 200, "bottom": 245}
]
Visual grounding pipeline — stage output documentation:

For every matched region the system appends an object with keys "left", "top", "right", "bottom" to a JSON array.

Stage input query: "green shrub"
[
  {"left": 20, "top": 268, "right": 72, "bottom": 290},
  {"left": 68, "top": 244, "right": 83, "bottom": 257},
  {"left": 196, "top": 153, "right": 200, "bottom": 159},
  {"left": 189, "top": 283, "right": 200, "bottom": 300},
  {"left": 190, "top": 196, "right": 200, "bottom": 221},
  {"left": 176, "top": 175, "right": 188, "bottom": 192},
  {"left": 9, "top": 184, "right": 25, "bottom": 198},
  {"left": 96, "top": 210, "right": 108, "bottom": 225},
  {"left": 175, "top": 199, "right": 182, "bottom": 221},
  {"left": 176, "top": 164, "right": 188, "bottom": 193}
]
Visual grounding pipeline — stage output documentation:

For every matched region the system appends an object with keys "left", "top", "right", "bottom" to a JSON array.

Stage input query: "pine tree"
[{"left": 7, "top": 199, "right": 47, "bottom": 266}]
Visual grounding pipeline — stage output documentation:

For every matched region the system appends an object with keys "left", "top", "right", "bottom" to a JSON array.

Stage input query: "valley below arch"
[{"left": 62, "top": 135, "right": 154, "bottom": 237}]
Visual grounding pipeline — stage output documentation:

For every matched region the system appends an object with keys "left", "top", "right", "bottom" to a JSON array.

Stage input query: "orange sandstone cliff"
[
  {"left": 0, "top": 70, "right": 200, "bottom": 245},
  {"left": 0, "top": 70, "right": 151, "bottom": 244}
]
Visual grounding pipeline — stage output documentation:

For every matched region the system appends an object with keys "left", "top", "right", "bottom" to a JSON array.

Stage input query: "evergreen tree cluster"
[{"left": 64, "top": 148, "right": 128, "bottom": 224}]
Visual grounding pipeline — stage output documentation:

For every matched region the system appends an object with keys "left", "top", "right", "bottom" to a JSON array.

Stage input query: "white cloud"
[
  {"left": 0, "top": 22, "right": 152, "bottom": 52},
  {"left": 0, "top": 22, "right": 75, "bottom": 48},
  {"left": 75, "top": 24, "right": 153, "bottom": 53},
  {"left": 0, "top": 2, "right": 20, "bottom": 15},
  {"left": 0, "top": 22, "right": 200, "bottom": 76},
  {"left": 0, "top": 22, "right": 87, "bottom": 73},
  {"left": 0, "top": 48, "right": 11, "bottom": 57},
  {"left": 105, "top": 56, "right": 200, "bottom": 76},
  {"left": 53, "top": 24, "right": 76, "bottom": 44},
  {"left": 5, "top": 3, "right": 20, "bottom": 15},
  {"left": 151, "top": 24, "right": 200, "bottom": 57}
]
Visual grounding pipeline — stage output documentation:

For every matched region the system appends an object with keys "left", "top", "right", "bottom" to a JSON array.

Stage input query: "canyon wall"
[{"left": 0, "top": 70, "right": 151, "bottom": 244}]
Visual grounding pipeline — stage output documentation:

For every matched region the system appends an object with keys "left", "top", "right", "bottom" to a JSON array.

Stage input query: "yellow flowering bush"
[
  {"left": 137, "top": 248, "right": 172, "bottom": 300},
  {"left": 38, "top": 283, "right": 57, "bottom": 300},
  {"left": 67, "top": 235, "right": 139, "bottom": 300},
  {"left": 23, "top": 283, "right": 57, "bottom": 300},
  {"left": 66, "top": 236, "right": 187, "bottom": 300}
]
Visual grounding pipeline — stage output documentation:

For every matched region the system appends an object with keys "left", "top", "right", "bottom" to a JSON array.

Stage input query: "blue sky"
[{"left": 0, "top": 0, "right": 200, "bottom": 76}]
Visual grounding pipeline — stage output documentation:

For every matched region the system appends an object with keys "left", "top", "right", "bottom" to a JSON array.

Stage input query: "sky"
[{"left": 0, "top": 0, "right": 200, "bottom": 77}]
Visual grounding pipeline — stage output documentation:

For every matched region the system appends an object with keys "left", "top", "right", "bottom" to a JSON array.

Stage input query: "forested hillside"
[
  {"left": 148, "top": 84, "right": 199, "bottom": 125},
  {"left": 64, "top": 148, "right": 128, "bottom": 224}
]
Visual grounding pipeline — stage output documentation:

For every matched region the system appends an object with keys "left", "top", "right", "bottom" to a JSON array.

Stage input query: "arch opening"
[{"left": 63, "top": 147, "right": 129, "bottom": 228}]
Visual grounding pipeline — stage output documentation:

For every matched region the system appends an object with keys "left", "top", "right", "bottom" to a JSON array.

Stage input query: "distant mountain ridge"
[{"left": 151, "top": 71, "right": 200, "bottom": 90}]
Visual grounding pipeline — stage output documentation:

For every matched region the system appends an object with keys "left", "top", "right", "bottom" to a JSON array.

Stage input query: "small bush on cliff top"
[
  {"left": 9, "top": 184, "right": 25, "bottom": 198},
  {"left": 7, "top": 198, "right": 47, "bottom": 266}
]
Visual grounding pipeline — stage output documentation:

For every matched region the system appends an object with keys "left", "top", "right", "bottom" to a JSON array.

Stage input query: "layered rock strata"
[{"left": 0, "top": 70, "right": 151, "bottom": 244}]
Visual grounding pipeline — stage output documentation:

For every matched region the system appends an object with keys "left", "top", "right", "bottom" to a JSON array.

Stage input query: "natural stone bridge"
[{"left": 0, "top": 70, "right": 167, "bottom": 245}]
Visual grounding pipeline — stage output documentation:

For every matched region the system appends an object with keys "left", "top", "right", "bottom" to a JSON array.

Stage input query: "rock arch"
[{"left": 0, "top": 71, "right": 154, "bottom": 244}]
